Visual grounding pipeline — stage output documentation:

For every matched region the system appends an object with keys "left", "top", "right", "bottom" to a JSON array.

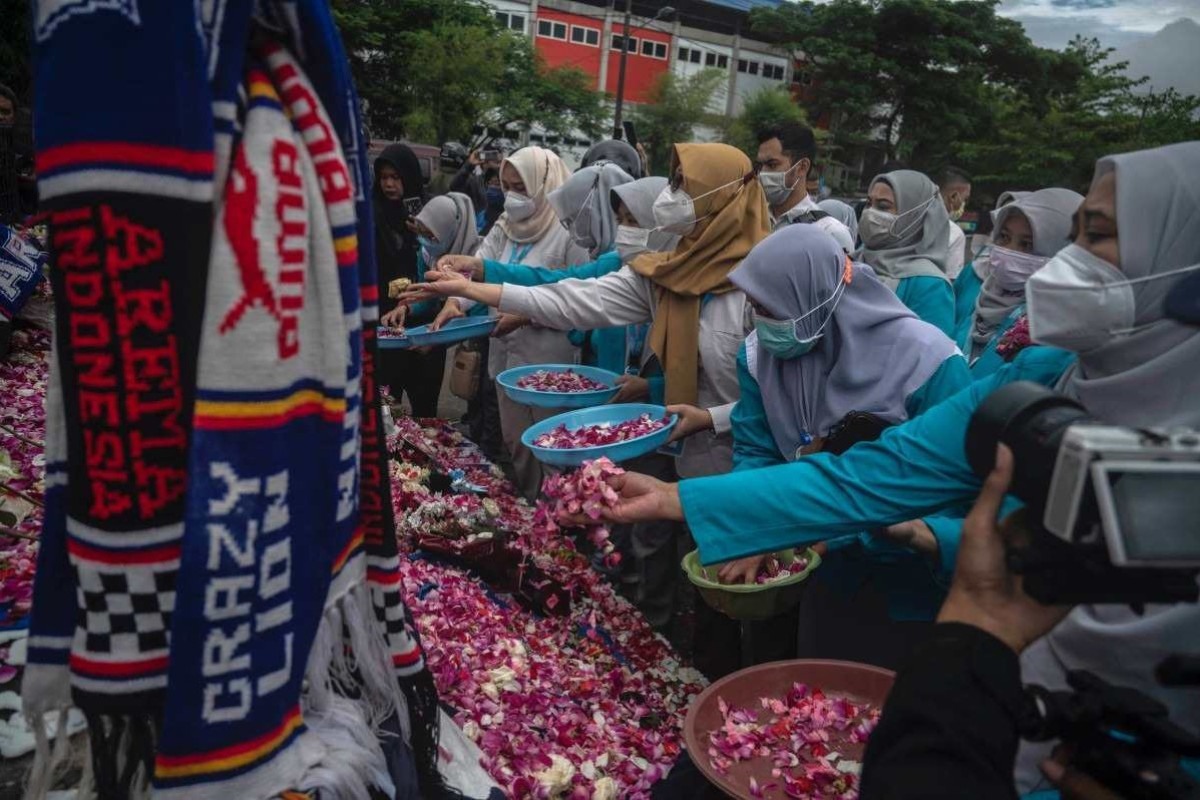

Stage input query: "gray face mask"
[
  {"left": 758, "top": 164, "right": 801, "bottom": 207},
  {"left": 858, "top": 193, "right": 938, "bottom": 249}
]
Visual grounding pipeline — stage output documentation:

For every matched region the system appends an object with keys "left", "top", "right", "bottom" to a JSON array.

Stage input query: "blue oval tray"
[
  {"left": 377, "top": 316, "right": 497, "bottom": 349},
  {"left": 497, "top": 364, "right": 621, "bottom": 409},
  {"left": 521, "top": 403, "right": 678, "bottom": 467}
]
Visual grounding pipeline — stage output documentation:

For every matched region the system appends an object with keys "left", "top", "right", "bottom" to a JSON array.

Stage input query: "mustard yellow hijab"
[{"left": 630, "top": 143, "right": 771, "bottom": 404}]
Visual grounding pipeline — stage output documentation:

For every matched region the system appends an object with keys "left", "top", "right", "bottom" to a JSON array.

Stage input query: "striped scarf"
[{"left": 23, "top": 2, "right": 440, "bottom": 797}]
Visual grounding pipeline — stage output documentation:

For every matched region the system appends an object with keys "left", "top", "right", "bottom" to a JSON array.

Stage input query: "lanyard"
[{"left": 507, "top": 242, "right": 533, "bottom": 265}]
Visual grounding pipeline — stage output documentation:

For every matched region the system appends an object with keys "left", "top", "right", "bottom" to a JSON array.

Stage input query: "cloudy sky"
[{"left": 997, "top": 0, "right": 1199, "bottom": 50}]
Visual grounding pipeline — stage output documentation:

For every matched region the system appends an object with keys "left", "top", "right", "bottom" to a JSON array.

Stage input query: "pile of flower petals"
[
  {"left": 755, "top": 555, "right": 811, "bottom": 585},
  {"left": 533, "top": 414, "right": 670, "bottom": 450},
  {"left": 517, "top": 369, "right": 608, "bottom": 393},
  {"left": 386, "top": 415, "right": 705, "bottom": 798},
  {"left": 708, "top": 684, "right": 880, "bottom": 799},
  {"left": 541, "top": 458, "right": 624, "bottom": 568}
]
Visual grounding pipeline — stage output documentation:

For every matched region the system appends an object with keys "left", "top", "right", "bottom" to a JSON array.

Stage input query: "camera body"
[
  {"left": 1045, "top": 425, "right": 1200, "bottom": 568},
  {"left": 967, "top": 382, "right": 1200, "bottom": 605}
]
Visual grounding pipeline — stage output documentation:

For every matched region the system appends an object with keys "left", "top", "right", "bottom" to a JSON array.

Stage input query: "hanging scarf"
[
  {"left": 24, "top": 2, "right": 443, "bottom": 797},
  {"left": 629, "top": 143, "right": 771, "bottom": 405},
  {"left": 493, "top": 146, "right": 570, "bottom": 244}
]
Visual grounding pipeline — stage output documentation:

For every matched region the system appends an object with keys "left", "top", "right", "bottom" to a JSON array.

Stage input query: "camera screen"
[{"left": 1106, "top": 469, "right": 1200, "bottom": 561}]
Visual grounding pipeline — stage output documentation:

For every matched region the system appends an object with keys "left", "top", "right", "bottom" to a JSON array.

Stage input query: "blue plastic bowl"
[
  {"left": 497, "top": 364, "right": 621, "bottom": 409},
  {"left": 521, "top": 403, "right": 678, "bottom": 467},
  {"left": 377, "top": 316, "right": 498, "bottom": 350}
]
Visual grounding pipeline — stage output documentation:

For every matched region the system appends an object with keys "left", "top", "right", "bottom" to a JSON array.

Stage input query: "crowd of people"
[{"left": 373, "top": 124, "right": 1200, "bottom": 797}]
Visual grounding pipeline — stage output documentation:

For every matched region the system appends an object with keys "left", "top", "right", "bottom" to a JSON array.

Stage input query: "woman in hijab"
[
  {"left": 412, "top": 143, "right": 771, "bottom": 480},
  {"left": 857, "top": 169, "right": 956, "bottom": 336},
  {"left": 955, "top": 188, "right": 1081, "bottom": 378},
  {"left": 953, "top": 190, "right": 1032, "bottom": 328},
  {"left": 373, "top": 143, "right": 448, "bottom": 418},
  {"left": 429, "top": 146, "right": 585, "bottom": 499},
  {"left": 583, "top": 142, "right": 1200, "bottom": 718}
]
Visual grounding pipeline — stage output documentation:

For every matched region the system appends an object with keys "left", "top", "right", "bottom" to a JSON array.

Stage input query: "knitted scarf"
[
  {"left": 23, "top": 2, "right": 441, "bottom": 797},
  {"left": 0, "top": 225, "right": 46, "bottom": 323}
]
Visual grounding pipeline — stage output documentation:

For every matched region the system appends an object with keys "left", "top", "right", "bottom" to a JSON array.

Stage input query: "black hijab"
[{"left": 373, "top": 143, "right": 426, "bottom": 308}]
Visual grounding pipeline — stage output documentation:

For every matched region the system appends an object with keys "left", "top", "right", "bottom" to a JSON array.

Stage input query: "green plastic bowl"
[{"left": 683, "top": 548, "right": 821, "bottom": 621}]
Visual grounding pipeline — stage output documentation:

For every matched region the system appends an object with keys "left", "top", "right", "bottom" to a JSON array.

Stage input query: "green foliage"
[
  {"left": 632, "top": 69, "right": 727, "bottom": 174},
  {"left": 332, "top": 0, "right": 606, "bottom": 146},
  {"left": 750, "top": 0, "right": 1198, "bottom": 194},
  {"left": 724, "top": 86, "right": 810, "bottom": 157},
  {"left": 956, "top": 37, "right": 1200, "bottom": 199}
]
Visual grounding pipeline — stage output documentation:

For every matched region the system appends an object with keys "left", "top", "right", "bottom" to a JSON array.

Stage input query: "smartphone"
[
  {"left": 403, "top": 196, "right": 424, "bottom": 216},
  {"left": 622, "top": 121, "right": 639, "bottom": 149},
  {"left": 482, "top": 148, "right": 501, "bottom": 162}
]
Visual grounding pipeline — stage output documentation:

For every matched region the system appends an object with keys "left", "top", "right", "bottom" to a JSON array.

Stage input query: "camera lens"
[{"left": 966, "top": 382, "right": 1091, "bottom": 513}]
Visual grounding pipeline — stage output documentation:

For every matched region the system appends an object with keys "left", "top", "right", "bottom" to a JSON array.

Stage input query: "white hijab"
[{"left": 1017, "top": 140, "right": 1200, "bottom": 792}]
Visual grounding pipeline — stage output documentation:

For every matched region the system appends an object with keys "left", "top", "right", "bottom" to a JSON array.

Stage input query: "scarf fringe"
[{"left": 295, "top": 694, "right": 394, "bottom": 800}]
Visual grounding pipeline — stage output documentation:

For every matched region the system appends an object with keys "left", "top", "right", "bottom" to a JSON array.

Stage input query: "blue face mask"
[
  {"left": 753, "top": 281, "right": 847, "bottom": 359},
  {"left": 418, "top": 235, "right": 444, "bottom": 264},
  {"left": 486, "top": 186, "right": 505, "bottom": 210},
  {"left": 754, "top": 316, "right": 819, "bottom": 359}
]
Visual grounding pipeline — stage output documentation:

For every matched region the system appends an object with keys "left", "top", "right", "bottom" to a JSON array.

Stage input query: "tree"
[
  {"left": 956, "top": 37, "right": 1200, "bottom": 199},
  {"left": 332, "top": 0, "right": 606, "bottom": 146},
  {"left": 749, "top": 0, "right": 1081, "bottom": 171},
  {"left": 632, "top": 69, "right": 726, "bottom": 174},
  {"left": 724, "top": 86, "right": 812, "bottom": 157}
]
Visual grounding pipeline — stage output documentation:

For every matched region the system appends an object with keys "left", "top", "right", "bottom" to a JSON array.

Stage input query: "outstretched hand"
[
  {"left": 427, "top": 301, "right": 464, "bottom": 332},
  {"left": 593, "top": 470, "right": 685, "bottom": 525},
  {"left": 436, "top": 253, "right": 484, "bottom": 280}
]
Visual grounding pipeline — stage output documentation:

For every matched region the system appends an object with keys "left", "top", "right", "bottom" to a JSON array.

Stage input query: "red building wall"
[
  {"left": 531, "top": 8, "right": 672, "bottom": 104},
  {"left": 602, "top": 23, "right": 671, "bottom": 103}
]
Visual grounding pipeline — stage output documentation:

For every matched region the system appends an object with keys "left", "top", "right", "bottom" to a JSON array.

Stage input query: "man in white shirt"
[
  {"left": 756, "top": 122, "right": 854, "bottom": 253},
  {"left": 938, "top": 166, "right": 972, "bottom": 280}
]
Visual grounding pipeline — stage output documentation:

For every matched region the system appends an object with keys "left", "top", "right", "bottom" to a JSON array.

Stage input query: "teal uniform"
[
  {"left": 680, "top": 345, "right": 1077, "bottom": 570},
  {"left": 484, "top": 250, "right": 632, "bottom": 374},
  {"left": 953, "top": 261, "right": 985, "bottom": 329},
  {"left": 894, "top": 275, "right": 956, "bottom": 338},
  {"left": 730, "top": 343, "right": 973, "bottom": 619},
  {"left": 955, "top": 305, "right": 1026, "bottom": 382}
]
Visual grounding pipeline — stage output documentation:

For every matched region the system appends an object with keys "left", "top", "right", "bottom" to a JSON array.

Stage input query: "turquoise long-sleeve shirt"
[
  {"left": 953, "top": 262, "right": 985, "bottom": 330},
  {"left": 730, "top": 343, "right": 971, "bottom": 471},
  {"left": 895, "top": 275, "right": 956, "bottom": 338},
  {"left": 729, "top": 343, "right": 973, "bottom": 620},
  {"left": 483, "top": 250, "right": 631, "bottom": 374},
  {"left": 680, "top": 345, "right": 1077, "bottom": 567}
]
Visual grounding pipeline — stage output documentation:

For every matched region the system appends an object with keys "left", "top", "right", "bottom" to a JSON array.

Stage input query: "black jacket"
[
  {"left": 860, "top": 623, "right": 1026, "bottom": 800},
  {"left": 373, "top": 143, "right": 427, "bottom": 320}
]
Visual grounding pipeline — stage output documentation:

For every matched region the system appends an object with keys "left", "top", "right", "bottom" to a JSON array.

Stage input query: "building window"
[
  {"left": 690, "top": 49, "right": 701, "bottom": 63},
  {"left": 571, "top": 25, "right": 599, "bottom": 46},
  {"left": 496, "top": 12, "right": 525, "bottom": 33},
  {"left": 612, "top": 34, "right": 639, "bottom": 53},
  {"left": 641, "top": 39, "right": 653, "bottom": 56},
  {"left": 718, "top": 55, "right": 729, "bottom": 69},
  {"left": 705, "top": 52, "right": 716, "bottom": 66},
  {"left": 539, "top": 19, "right": 567, "bottom": 40},
  {"left": 748, "top": 61, "right": 759, "bottom": 76},
  {"left": 678, "top": 46, "right": 689, "bottom": 61},
  {"left": 737, "top": 58, "right": 747, "bottom": 73},
  {"left": 641, "top": 40, "right": 666, "bottom": 59}
]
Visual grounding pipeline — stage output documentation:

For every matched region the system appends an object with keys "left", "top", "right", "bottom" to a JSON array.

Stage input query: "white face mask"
[
  {"left": 858, "top": 193, "right": 937, "bottom": 249},
  {"left": 504, "top": 191, "right": 537, "bottom": 222},
  {"left": 988, "top": 245, "right": 1049, "bottom": 292},
  {"left": 652, "top": 175, "right": 745, "bottom": 237},
  {"left": 615, "top": 225, "right": 651, "bottom": 262},
  {"left": 1027, "top": 244, "right": 1200, "bottom": 353},
  {"left": 758, "top": 163, "right": 801, "bottom": 207}
]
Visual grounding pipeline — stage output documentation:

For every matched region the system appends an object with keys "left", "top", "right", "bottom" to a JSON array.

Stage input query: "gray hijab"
[
  {"left": 817, "top": 198, "right": 859, "bottom": 245},
  {"left": 969, "top": 188, "right": 1082, "bottom": 354},
  {"left": 972, "top": 190, "right": 1034, "bottom": 281},
  {"left": 611, "top": 176, "right": 679, "bottom": 254},
  {"left": 415, "top": 192, "right": 479, "bottom": 257},
  {"left": 547, "top": 163, "right": 633, "bottom": 258},
  {"left": 730, "top": 225, "right": 960, "bottom": 460},
  {"left": 859, "top": 170, "right": 952, "bottom": 287},
  {"left": 1059, "top": 140, "right": 1200, "bottom": 429}
]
